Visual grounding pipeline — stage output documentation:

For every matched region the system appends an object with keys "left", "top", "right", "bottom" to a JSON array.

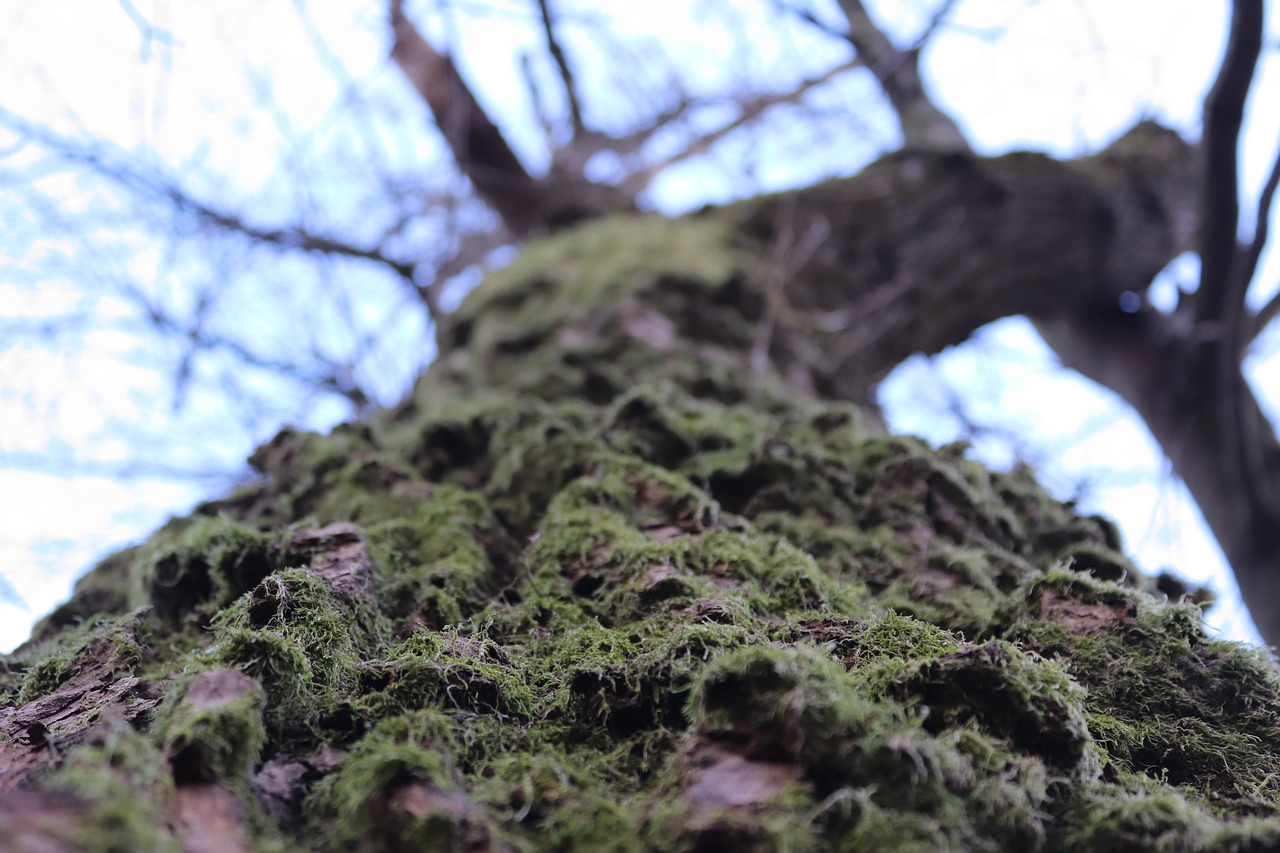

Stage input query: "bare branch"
[
  {"left": 417, "top": 228, "right": 511, "bottom": 322},
  {"left": 917, "top": 0, "right": 963, "bottom": 49},
  {"left": 751, "top": 198, "right": 831, "bottom": 379},
  {"left": 833, "top": 0, "right": 968, "bottom": 151},
  {"left": 0, "top": 107, "right": 420, "bottom": 286},
  {"left": 173, "top": 192, "right": 418, "bottom": 281},
  {"left": 1196, "top": 1, "right": 1278, "bottom": 537},
  {"left": 114, "top": 0, "right": 176, "bottom": 61},
  {"left": 131, "top": 287, "right": 377, "bottom": 412},
  {"left": 518, "top": 52, "right": 558, "bottom": 143},
  {"left": 1197, "top": 0, "right": 1263, "bottom": 329},
  {"left": 535, "top": 0, "right": 586, "bottom": 137},
  {"left": 1253, "top": 285, "right": 1280, "bottom": 340},
  {"left": 619, "top": 59, "right": 859, "bottom": 196},
  {"left": 389, "top": 0, "right": 544, "bottom": 235},
  {"left": 1245, "top": 138, "right": 1280, "bottom": 339}
]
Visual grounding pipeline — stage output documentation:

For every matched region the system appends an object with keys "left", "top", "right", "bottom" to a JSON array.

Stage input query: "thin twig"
[
  {"left": 1252, "top": 284, "right": 1280, "bottom": 339},
  {"left": 1244, "top": 137, "right": 1280, "bottom": 340},
  {"left": 535, "top": 0, "right": 586, "bottom": 137},
  {"left": 751, "top": 199, "right": 831, "bottom": 378},
  {"left": 621, "top": 59, "right": 859, "bottom": 195},
  {"left": 171, "top": 192, "right": 418, "bottom": 280}
]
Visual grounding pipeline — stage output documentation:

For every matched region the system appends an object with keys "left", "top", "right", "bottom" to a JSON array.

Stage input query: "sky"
[{"left": 1, "top": 0, "right": 1278, "bottom": 652}]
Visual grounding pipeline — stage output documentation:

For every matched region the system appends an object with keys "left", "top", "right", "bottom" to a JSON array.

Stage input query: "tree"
[
  {"left": 384, "top": 0, "right": 1280, "bottom": 643},
  {"left": 3, "top": 1, "right": 1280, "bottom": 849}
]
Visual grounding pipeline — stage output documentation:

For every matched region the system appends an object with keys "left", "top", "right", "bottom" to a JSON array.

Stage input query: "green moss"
[
  {"left": 156, "top": 668, "right": 268, "bottom": 784},
  {"left": 208, "top": 569, "right": 381, "bottom": 745},
  {"left": 480, "top": 752, "right": 646, "bottom": 853},
  {"left": 352, "top": 626, "right": 535, "bottom": 723},
  {"left": 367, "top": 484, "right": 513, "bottom": 632},
  {"left": 1054, "top": 784, "right": 1280, "bottom": 853},
  {"left": 1001, "top": 570, "right": 1280, "bottom": 811},
  {"left": 141, "top": 514, "right": 276, "bottom": 628},
  {"left": 306, "top": 710, "right": 508, "bottom": 852},
  {"left": 44, "top": 722, "right": 180, "bottom": 852},
  {"left": 16, "top": 209, "right": 1280, "bottom": 850},
  {"left": 17, "top": 608, "right": 147, "bottom": 704},
  {"left": 688, "top": 643, "right": 1051, "bottom": 850},
  {"left": 447, "top": 214, "right": 746, "bottom": 364}
]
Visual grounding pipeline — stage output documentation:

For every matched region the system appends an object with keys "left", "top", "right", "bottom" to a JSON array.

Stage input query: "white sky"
[{"left": 1, "top": 0, "right": 1277, "bottom": 651}]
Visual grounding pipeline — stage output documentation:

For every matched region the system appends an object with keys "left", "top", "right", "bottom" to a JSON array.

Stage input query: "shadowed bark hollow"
[{"left": 8, "top": 134, "right": 1280, "bottom": 851}]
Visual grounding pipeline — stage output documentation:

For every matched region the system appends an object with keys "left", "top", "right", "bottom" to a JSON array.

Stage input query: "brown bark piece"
[
  {"left": 284, "top": 523, "right": 373, "bottom": 602},
  {"left": 172, "top": 783, "right": 249, "bottom": 853},
  {"left": 1038, "top": 587, "right": 1135, "bottom": 635},
  {"left": 0, "top": 789, "right": 85, "bottom": 853},
  {"left": 182, "top": 667, "right": 260, "bottom": 710},
  {"left": 252, "top": 744, "right": 345, "bottom": 828},
  {"left": 683, "top": 735, "right": 803, "bottom": 810},
  {"left": 1, "top": 681, "right": 162, "bottom": 792}
]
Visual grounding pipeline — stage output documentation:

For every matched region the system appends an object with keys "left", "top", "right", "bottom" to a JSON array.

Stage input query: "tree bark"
[{"left": 7, "top": 143, "right": 1280, "bottom": 847}]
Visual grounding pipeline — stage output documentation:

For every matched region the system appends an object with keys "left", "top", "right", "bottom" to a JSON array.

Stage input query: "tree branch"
[
  {"left": 535, "top": 0, "right": 586, "bottom": 137},
  {"left": 172, "top": 193, "right": 417, "bottom": 280},
  {"left": 1195, "top": 0, "right": 1280, "bottom": 554},
  {"left": 388, "top": 0, "right": 545, "bottom": 236},
  {"left": 618, "top": 59, "right": 860, "bottom": 196},
  {"left": 1196, "top": 0, "right": 1263, "bottom": 331},
  {"left": 1245, "top": 138, "right": 1280, "bottom": 339},
  {"left": 0, "top": 106, "right": 423, "bottom": 285},
  {"left": 833, "top": 0, "right": 968, "bottom": 151},
  {"left": 1035, "top": 306, "right": 1280, "bottom": 646},
  {"left": 1252, "top": 283, "right": 1280, "bottom": 340}
]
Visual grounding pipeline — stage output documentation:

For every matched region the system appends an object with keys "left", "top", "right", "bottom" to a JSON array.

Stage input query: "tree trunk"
[{"left": 5, "top": 163, "right": 1280, "bottom": 850}]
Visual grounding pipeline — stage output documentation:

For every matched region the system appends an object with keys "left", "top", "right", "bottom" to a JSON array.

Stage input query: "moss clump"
[
  {"left": 11, "top": 211, "right": 1280, "bottom": 850},
  {"left": 305, "top": 710, "right": 508, "bottom": 853},
  {"left": 158, "top": 668, "right": 268, "bottom": 784},
  {"left": 688, "top": 644, "right": 1051, "bottom": 851},
  {"left": 352, "top": 627, "right": 535, "bottom": 723},
  {"left": 16, "top": 608, "right": 147, "bottom": 705},
  {"left": 142, "top": 514, "right": 277, "bottom": 628},
  {"left": 207, "top": 569, "right": 383, "bottom": 746},
  {"left": 41, "top": 723, "right": 180, "bottom": 852},
  {"left": 366, "top": 485, "right": 515, "bottom": 633},
  {"left": 1001, "top": 570, "right": 1280, "bottom": 810}
]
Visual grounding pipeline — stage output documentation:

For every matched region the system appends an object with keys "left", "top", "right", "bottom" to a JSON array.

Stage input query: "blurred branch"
[
  {"left": 171, "top": 191, "right": 418, "bottom": 280},
  {"left": 127, "top": 283, "right": 377, "bottom": 411},
  {"left": 837, "top": 0, "right": 968, "bottom": 150},
  {"left": 1, "top": 107, "right": 421, "bottom": 284},
  {"left": 389, "top": 0, "right": 546, "bottom": 236},
  {"left": 751, "top": 197, "right": 831, "bottom": 378},
  {"left": 1, "top": 449, "right": 237, "bottom": 484},
  {"left": 1246, "top": 139, "right": 1280, "bottom": 339},
  {"left": 780, "top": 0, "right": 968, "bottom": 151},
  {"left": 618, "top": 59, "right": 859, "bottom": 195},
  {"left": 535, "top": 0, "right": 586, "bottom": 137},
  {"left": 1254, "top": 283, "right": 1280, "bottom": 340},
  {"left": 1198, "top": 1, "right": 1279, "bottom": 532},
  {"left": 1196, "top": 0, "right": 1263, "bottom": 331},
  {"left": 114, "top": 0, "right": 176, "bottom": 61}
]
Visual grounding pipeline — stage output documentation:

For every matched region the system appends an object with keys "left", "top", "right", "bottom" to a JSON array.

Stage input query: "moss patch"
[{"left": 7, "top": 211, "right": 1280, "bottom": 850}]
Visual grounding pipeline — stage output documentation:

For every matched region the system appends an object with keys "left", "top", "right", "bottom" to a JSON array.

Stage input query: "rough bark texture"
[{"left": 6, "top": 156, "right": 1280, "bottom": 850}]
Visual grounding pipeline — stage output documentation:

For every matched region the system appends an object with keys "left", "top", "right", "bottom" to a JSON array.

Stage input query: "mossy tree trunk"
[{"left": 4, "top": 184, "right": 1280, "bottom": 852}]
